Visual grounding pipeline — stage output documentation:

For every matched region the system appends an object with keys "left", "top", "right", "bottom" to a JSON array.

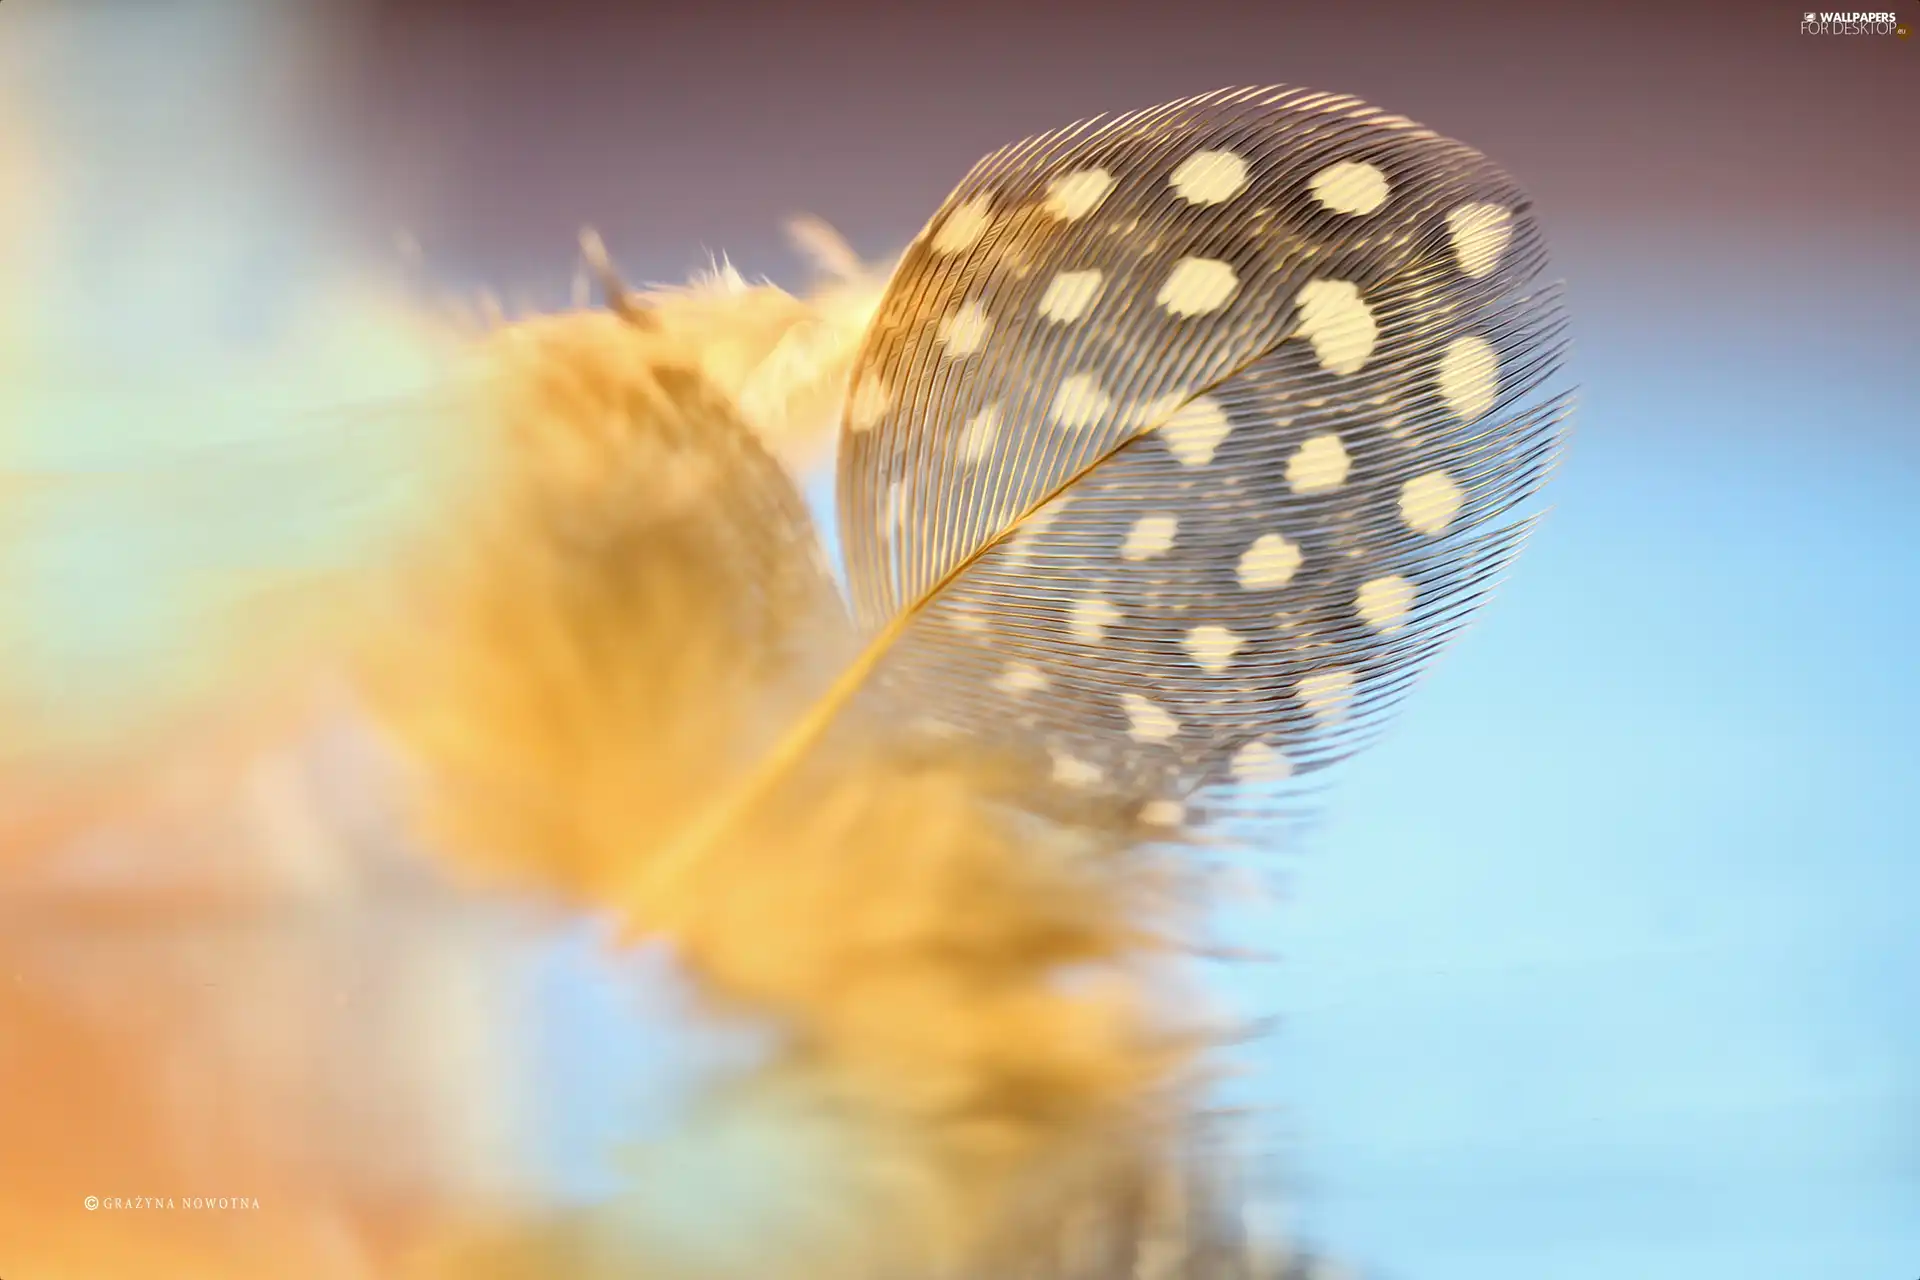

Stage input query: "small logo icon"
[
  {"left": 83, "top": 1195, "right": 98, "bottom": 1211},
  {"left": 1800, "top": 8, "right": 1904, "bottom": 34}
]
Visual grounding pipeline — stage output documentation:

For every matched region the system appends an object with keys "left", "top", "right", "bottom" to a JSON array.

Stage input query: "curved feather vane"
[
  {"left": 830, "top": 85, "right": 1572, "bottom": 822},
  {"left": 646, "top": 84, "right": 1572, "bottom": 894}
]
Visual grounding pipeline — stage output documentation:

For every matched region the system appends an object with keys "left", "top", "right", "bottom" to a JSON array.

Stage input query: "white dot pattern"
[
  {"left": 836, "top": 86, "right": 1571, "bottom": 820},
  {"left": 1070, "top": 596, "right": 1121, "bottom": 642},
  {"left": 1286, "top": 433, "right": 1351, "bottom": 494},
  {"left": 1045, "top": 167, "right": 1116, "bottom": 221},
  {"left": 1356, "top": 575, "right": 1416, "bottom": 632},
  {"left": 1170, "top": 149, "right": 1250, "bottom": 205},
  {"left": 1121, "top": 513, "right": 1179, "bottom": 561},
  {"left": 1158, "top": 257, "right": 1239, "bottom": 317},
  {"left": 1038, "top": 269, "right": 1105, "bottom": 323},
  {"left": 995, "top": 664, "right": 1049, "bottom": 695},
  {"left": 1293, "top": 279, "right": 1378, "bottom": 374},
  {"left": 1445, "top": 202, "right": 1513, "bottom": 278},
  {"left": 1309, "top": 160, "right": 1390, "bottom": 215},
  {"left": 960, "top": 405, "right": 1000, "bottom": 461},
  {"left": 1052, "top": 374, "right": 1112, "bottom": 430},
  {"left": 1438, "top": 335, "right": 1500, "bottom": 423},
  {"left": 1399, "top": 470, "right": 1463, "bottom": 536},
  {"left": 1156, "top": 395, "right": 1233, "bottom": 467},
  {"left": 931, "top": 193, "right": 993, "bottom": 254},
  {"left": 1121, "top": 693, "right": 1180, "bottom": 742},
  {"left": 1237, "top": 533, "right": 1303, "bottom": 589},
  {"left": 938, "top": 300, "right": 991, "bottom": 356},
  {"left": 1183, "top": 624, "right": 1243, "bottom": 674},
  {"left": 1297, "top": 670, "right": 1357, "bottom": 725},
  {"left": 1231, "top": 741, "right": 1292, "bottom": 783}
]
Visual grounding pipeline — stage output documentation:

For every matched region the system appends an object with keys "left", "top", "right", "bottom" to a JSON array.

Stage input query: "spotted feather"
[{"left": 835, "top": 85, "right": 1572, "bottom": 820}]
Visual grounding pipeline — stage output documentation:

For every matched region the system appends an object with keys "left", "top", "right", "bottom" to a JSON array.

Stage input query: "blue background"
[{"left": 15, "top": 2, "right": 1916, "bottom": 1275}]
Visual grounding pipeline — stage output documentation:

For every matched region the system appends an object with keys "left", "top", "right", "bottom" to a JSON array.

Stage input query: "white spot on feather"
[
  {"left": 1039, "top": 269, "right": 1104, "bottom": 323},
  {"left": 1183, "top": 625, "right": 1243, "bottom": 673},
  {"left": 1231, "top": 741, "right": 1292, "bottom": 782},
  {"left": 1286, "top": 433, "right": 1350, "bottom": 494},
  {"left": 1158, "top": 257, "right": 1239, "bottom": 317},
  {"left": 1437, "top": 334, "right": 1500, "bottom": 423},
  {"left": 1309, "top": 160, "right": 1390, "bottom": 215},
  {"left": 960, "top": 405, "right": 1000, "bottom": 461},
  {"left": 1446, "top": 202, "right": 1514, "bottom": 278},
  {"left": 1052, "top": 374, "right": 1112, "bottom": 430},
  {"left": 1170, "top": 150, "right": 1250, "bottom": 206},
  {"left": 1070, "top": 596, "right": 1121, "bottom": 642},
  {"left": 1121, "top": 694, "right": 1180, "bottom": 743},
  {"left": 996, "top": 664, "right": 1048, "bottom": 695},
  {"left": 931, "top": 193, "right": 993, "bottom": 254},
  {"left": 938, "top": 300, "right": 991, "bottom": 356},
  {"left": 1155, "top": 394, "right": 1232, "bottom": 467},
  {"left": 1045, "top": 168, "right": 1116, "bottom": 221},
  {"left": 1237, "top": 533, "right": 1302, "bottom": 589},
  {"left": 1297, "top": 669, "right": 1357, "bottom": 725},
  {"left": 1399, "top": 470, "right": 1463, "bottom": 536},
  {"left": 1293, "top": 279, "right": 1378, "bottom": 374},
  {"left": 1122, "top": 513, "right": 1179, "bottom": 561},
  {"left": 1356, "top": 574, "right": 1416, "bottom": 632}
]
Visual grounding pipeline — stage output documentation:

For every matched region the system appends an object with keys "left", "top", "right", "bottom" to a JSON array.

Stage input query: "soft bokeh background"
[{"left": 9, "top": 0, "right": 1916, "bottom": 1276}]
